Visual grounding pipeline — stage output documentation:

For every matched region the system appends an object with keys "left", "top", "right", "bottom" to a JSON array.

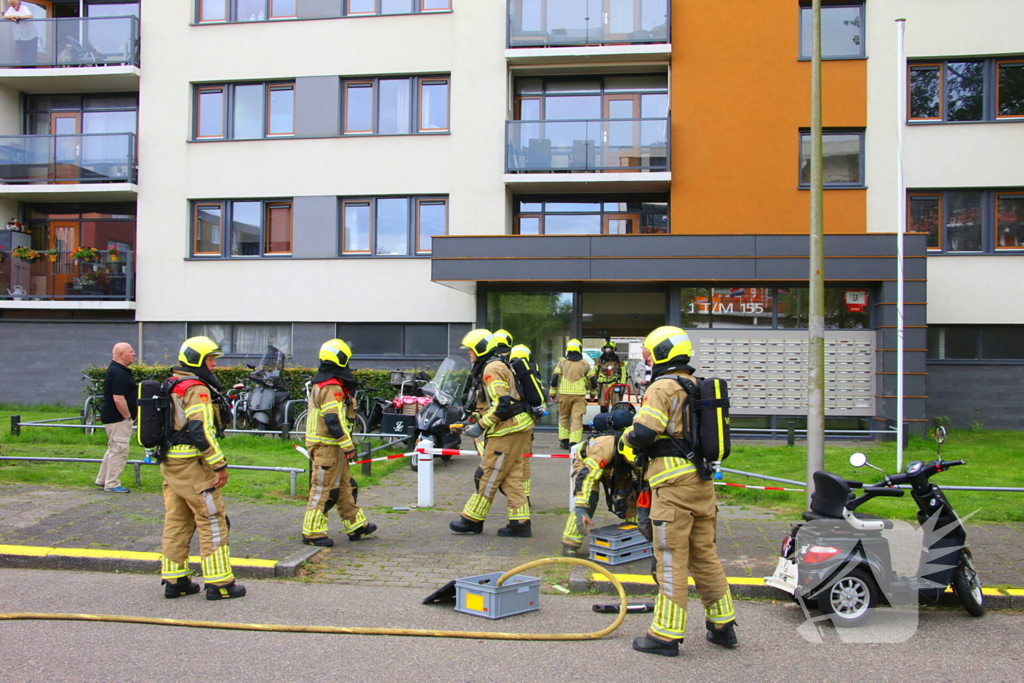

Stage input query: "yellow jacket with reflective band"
[
  {"left": 166, "top": 371, "right": 225, "bottom": 468},
  {"left": 551, "top": 358, "right": 594, "bottom": 396},
  {"left": 573, "top": 435, "right": 615, "bottom": 508},
  {"left": 305, "top": 381, "right": 356, "bottom": 451},
  {"left": 595, "top": 356, "right": 627, "bottom": 385},
  {"left": 475, "top": 358, "right": 533, "bottom": 437},
  {"left": 627, "top": 370, "right": 696, "bottom": 487}
]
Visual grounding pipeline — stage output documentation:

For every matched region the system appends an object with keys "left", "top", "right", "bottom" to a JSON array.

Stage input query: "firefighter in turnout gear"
[
  {"left": 550, "top": 339, "right": 596, "bottom": 450},
  {"left": 620, "top": 326, "right": 737, "bottom": 656},
  {"left": 508, "top": 343, "right": 546, "bottom": 498},
  {"left": 302, "top": 339, "right": 377, "bottom": 547},
  {"left": 595, "top": 340, "right": 628, "bottom": 413},
  {"left": 561, "top": 409, "right": 637, "bottom": 556},
  {"left": 450, "top": 329, "right": 534, "bottom": 537},
  {"left": 160, "top": 337, "right": 245, "bottom": 600}
]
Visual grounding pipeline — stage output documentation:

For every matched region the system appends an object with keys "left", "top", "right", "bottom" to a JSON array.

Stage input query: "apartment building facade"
[{"left": 1, "top": 1, "right": 1021, "bottom": 431}]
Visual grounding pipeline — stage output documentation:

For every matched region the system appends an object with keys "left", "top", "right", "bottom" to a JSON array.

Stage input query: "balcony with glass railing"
[
  {"left": 507, "top": 0, "right": 669, "bottom": 49},
  {"left": 0, "top": 16, "right": 140, "bottom": 68},
  {"left": 0, "top": 248, "right": 134, "bottom": 304},
  {"left": 0, "top": 133, "right": 137, "bottom": 185},
  {"left": 506, "top": 118, "right": 669, "bottom": 173}
]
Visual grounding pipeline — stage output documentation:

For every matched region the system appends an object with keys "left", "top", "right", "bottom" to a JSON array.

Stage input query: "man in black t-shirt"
[{"left": 94, "top": 342, "right": 137, "bottom": 493}]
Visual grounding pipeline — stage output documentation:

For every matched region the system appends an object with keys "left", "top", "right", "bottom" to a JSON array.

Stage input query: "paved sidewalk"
[{"left": 3, "top": 431, "right": 1024, "bottom": 605}]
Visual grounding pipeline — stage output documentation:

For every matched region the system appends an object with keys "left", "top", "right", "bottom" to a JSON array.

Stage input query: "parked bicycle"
[{"left": 81, "top": 374, "right": 103, "bottom": 435}]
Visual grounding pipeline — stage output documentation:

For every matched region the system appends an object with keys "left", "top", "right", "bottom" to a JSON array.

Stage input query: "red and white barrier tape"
[
  {"left": 413, "top": 447, "right": 571, "bottom": 459},
  {"left": 300, "top": 445, "right": 800, "bottom": 490},
  {"left": 715, "top": 481, "right": 805, "bottom": 492}
]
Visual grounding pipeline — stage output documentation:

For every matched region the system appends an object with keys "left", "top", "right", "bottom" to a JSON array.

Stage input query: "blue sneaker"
[{"left": 104, "top": 486, "right": 130, "bottom": 493}]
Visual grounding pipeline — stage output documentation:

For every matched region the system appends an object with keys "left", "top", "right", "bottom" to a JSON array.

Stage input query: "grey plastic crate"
[
  {"left": 588, "top": 522, "right": 647, "bottom": 550},
  {"left": 454, "top": 571, "right": 541, "bottom": 620},
  {"left": 588, "top": 543, "right": 653, "bottom": 566}
]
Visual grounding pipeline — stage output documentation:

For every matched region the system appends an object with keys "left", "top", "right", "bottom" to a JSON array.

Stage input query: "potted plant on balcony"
[
  {"left": 12, "top": 246, "right": 41, "bottom": 263},
  {"left": 44, "top": 247, "right": 59, "bottom": 262},
  {"left": 107, "top": 246, "right": 121, "bottom": 262},
  {"left": 6, "top": 218, "right": 24, "bottom": 232},
  {"left": 70, "top": 246, "right": 99, "bottom": 264}
]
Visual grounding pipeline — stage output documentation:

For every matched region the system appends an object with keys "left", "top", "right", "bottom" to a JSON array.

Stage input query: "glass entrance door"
[{"left": 487, "top": 291, "right": 574, "bottom": 426}]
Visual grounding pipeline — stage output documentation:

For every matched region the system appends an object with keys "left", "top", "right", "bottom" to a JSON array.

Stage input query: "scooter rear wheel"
[
  {"left": 952, "top": 550, "right": 985, "bottom": 617},
  {"left": 817, "top": 567, "right": 878, "bottom": 627}
]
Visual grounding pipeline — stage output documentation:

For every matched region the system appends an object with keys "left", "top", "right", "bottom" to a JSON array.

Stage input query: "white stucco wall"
[
  {"left": 134, "top": 4, "right": 504, "bottom": 323},
  {"left": 864, "top": 0, "right": 1024, "bottom": 325}
]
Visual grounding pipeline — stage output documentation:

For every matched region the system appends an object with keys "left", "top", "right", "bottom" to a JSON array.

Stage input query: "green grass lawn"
[
  {"left": 717, "top": 430, "right": 1024, "bottom": 522},
  {"left": 0, "top": 403, "right": 411, "bottom": 504}
]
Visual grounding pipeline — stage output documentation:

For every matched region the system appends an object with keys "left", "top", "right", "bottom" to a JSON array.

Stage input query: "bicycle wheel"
[
  {"left": 349, "top": 411, "right": 370, "bottom": 449},
  {"left": 291, "top": 410, "right": 308, "bottom": 441},
  {"left": 82, "top": 399, "right": 98, "bottom": 436}
]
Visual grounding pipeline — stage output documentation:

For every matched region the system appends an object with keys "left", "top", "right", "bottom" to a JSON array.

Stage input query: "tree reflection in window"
[{"left": 946, "top": 62, "right": 985, "bottom": 122}]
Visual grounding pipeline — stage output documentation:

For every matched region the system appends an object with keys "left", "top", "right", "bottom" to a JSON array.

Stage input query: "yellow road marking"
[
  {"left": 0, "top": 544, "right": 276, "bottom": 568},
  {"left": 591, "top": 573, "right": 1016, "bottom": 594}
]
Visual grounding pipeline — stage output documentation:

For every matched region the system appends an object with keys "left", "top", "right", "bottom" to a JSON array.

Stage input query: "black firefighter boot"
[
  {"left": 347, "top": 523, "right": 378, "bottom": 541},
  {"left": 206, "top": 581, "right": 247, "bottom": 600},
  {"left": 497, "top": 520, "right": 532, "bottom": 537},
  {"left": 302, "top": 536, "right": 335, "bottom": 547},
  {"left": 632, "top": 634, "right": 680, "bottom": 657},
  {"left": 559, "top": 439, "right": 570, "bottom": 450},
  {"left": 163, "top": 576, "right": 201, "bottom": 599},
  {"left": 706, "top": 620, "right": 739, "bottom": 648},
  {"left": 449, "top": 516, "right": 484, "bottom": 534}
]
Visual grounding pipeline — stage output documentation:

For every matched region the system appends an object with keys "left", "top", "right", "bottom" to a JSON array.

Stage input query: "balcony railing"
[
  {"left": 507, "top": 0, "right": 669, "bottom": 48},
  {"left": 0, "top": 16, "right": 140, "bottom": 69},
  {"left": 0, "top": 133, "right": 137, "bottom": 184},
  {"left": 1, "top": 248, "right": 134, "bottom": 302},
  {"left": 506, "top": 118, "right": 669, "bottom": 173}
]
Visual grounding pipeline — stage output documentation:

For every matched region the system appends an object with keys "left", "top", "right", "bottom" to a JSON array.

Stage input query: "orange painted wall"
[{"left": 671, "top": 0, "right": 867, "bottom": 234}]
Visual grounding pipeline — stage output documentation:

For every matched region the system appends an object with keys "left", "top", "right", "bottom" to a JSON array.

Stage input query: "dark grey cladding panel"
[
  {"left": 594, "top": 258, "right": 757, "bottom": 280},
  {"left": 295, "top": 77, "right": 341, "bottom": 137},
  {"left": 754, "top": 234, "right": 908, "bottom": 258},
  {"left": 432, "top": 236, "right": 587, "bottom": 259},
  {"left": 293, "top": 323, "right": 337, "bottom": 364},
  {"left": 752, "top": 257, "right": 896, "bottom": 280},
  {"left": 292, "top": 196, "right": 339, "bottom": 258},
  {"left": 588, "top": 235, "right": 758, "bottom": 258},
  {"left": 433, "top": 258, "right": 591, "bottom": 281},
  {"left": 297, "top": 0, "right": 343, "bottom": 19},
  {"left": 875, "top": 302, "right": 927, "bottom": 327}
]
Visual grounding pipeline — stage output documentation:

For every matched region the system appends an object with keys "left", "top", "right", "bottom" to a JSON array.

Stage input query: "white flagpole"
[{"left": 895, "top": 18, "right": 907, "bottom": 472}]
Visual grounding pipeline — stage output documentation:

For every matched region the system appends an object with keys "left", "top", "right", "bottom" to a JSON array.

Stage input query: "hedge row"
[{"left": 83, "top": 363, "right": 433, "bottom": 401}]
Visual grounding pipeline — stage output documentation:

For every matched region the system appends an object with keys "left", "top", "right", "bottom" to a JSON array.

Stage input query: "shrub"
[{"left": 82, "top": 363, "right": 431, "bottom": 401}]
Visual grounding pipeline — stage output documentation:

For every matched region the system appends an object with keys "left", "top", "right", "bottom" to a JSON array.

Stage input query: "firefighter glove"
[
  {"left": 574, "top": 507, "right": 593, "bottom": 536},
  {"left": 462, "top": 423, "right": 484, "bottom": 439}
]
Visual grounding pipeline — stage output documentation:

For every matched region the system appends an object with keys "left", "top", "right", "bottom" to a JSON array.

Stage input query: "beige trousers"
[{"left": 96, "top": 418, "right": 133, "bottom": 489}]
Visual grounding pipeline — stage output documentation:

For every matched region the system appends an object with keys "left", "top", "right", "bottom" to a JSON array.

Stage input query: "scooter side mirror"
[
  {"left": 849, "top": 452, "right": 868, "bottom": 468},
  {"left": 935, "top": 426, "right": 946, "bottom": 445}
]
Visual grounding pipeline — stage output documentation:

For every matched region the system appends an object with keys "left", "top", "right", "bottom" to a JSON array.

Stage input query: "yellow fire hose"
[{"left": 0, "top": 557, "right": 628, "bottom": 641}]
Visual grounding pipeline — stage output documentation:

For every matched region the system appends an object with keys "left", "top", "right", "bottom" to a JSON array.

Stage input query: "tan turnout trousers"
[
  {"left": 557, "top": 394, "right": 587, "bottom": 444},
  {"left": 461, "top": 429, "right": 531, "bottom": 522},
  {"left": 160, "top": 457, "right": 234, "bottom": 586},
  {"left": 303, "top": 444, "right": 366, "bottom": 537}
]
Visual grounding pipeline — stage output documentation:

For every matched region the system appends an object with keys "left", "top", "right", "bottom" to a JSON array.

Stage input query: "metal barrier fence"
[{"left": 0, "top": 456, "right": 305, "bottom": 496}]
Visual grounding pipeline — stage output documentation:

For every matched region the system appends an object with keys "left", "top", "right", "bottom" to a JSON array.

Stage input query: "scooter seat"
[{"left": 801, "top": 510, "right": 894, "bottom": 530}]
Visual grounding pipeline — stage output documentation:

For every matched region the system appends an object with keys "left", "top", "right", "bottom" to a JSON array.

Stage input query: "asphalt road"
[{"left": 0, "top": 569, "right": 1021, "bottom": 683}]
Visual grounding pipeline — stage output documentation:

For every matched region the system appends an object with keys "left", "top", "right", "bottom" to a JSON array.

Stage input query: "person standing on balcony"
[
  {"left": 4, "top": 0, "right": 38, "bottom": 66},
  {"left": 94, "top": 342, "right": 137, "bottom": 493}
]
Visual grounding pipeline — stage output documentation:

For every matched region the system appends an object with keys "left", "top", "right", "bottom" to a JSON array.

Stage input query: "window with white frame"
[{"left": 189, "top": 323, "right": 293, "bottom": 357}]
